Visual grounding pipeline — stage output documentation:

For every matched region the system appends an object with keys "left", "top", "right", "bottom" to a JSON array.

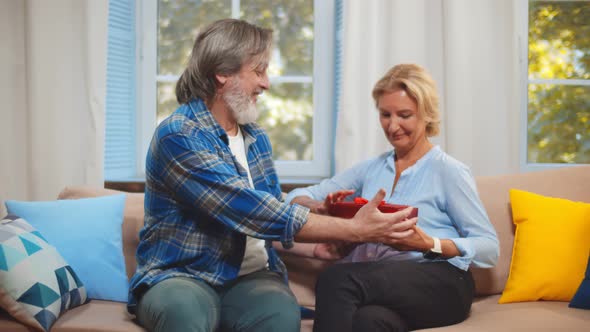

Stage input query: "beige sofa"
[{"left": 1, "top": 166, "right": 589, "bottom": 331}]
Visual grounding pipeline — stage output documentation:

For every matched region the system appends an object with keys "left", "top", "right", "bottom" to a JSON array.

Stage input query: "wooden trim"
[
  {"left": 104, "top": 181, "right": 313, "bottom": 194},
  {"left": 104, "top": 181, "right": 145, "bottom": 193},
  {"left": 280, "top": 183, "right": 311, "bottom": 193}
]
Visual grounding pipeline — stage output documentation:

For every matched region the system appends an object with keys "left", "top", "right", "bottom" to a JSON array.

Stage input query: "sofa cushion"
[
  {"left": 5, "top": 196, "right": 129, "bottom": 303},
  {"left": 0, "top": 300, "right": 144, "bottom": 332},
  {"left": 417, "top": 295, "right": 590, "bottom": 331},
  {"left": 297, "top": 295, "right": 590, "bottom": 332},
  {"left": 471, "top": 165, "right": 590, "bottom": 296},
  {"left": 0, "top": 214, "right": 88, "bottom": 332},
  {"left": 498, "top": 189, "right": 590, "bottom": 303},
  {"left": 58, "top": 186, "right": 144, "bottom": 280},
  {"left": 570, "top": 254, "right": 590, "bottom": 309}
]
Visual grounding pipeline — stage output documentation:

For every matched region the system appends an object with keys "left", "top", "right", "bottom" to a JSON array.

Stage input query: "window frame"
[
  {"left": 135, "top": 0, "right": 336, "bottom": 182},
  {"left": 518, "top": 0, "right": 590, "bottom": 172}
]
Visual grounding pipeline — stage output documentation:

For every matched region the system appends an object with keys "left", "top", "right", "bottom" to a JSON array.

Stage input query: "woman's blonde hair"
[{"left": 372, "top": 64, "right": 440, "bottom": 137}]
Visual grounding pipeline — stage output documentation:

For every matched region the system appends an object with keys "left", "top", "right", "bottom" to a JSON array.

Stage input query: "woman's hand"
[
  {"left": 389, "top": 225, "right": 433, "bottom": 252},
  {"left": 291, "top": 189, "right": 355, "bottom": 215},
  {"left": 317, "top": 190, "right": 356, "bottom": 214},
  {"left": 390, "top": 226, "right": 461, "bottom": 258},
  {"left": 313, "top": 242, "right": 357, "bottom": 260}
]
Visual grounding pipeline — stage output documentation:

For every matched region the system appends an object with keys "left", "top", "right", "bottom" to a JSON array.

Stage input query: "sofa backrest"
[
  {"left": 58, "top": 164, "right": 590, "bottom": 300},
  {"left": 472, "top": 165, "right": 590, "bottom": 295}
]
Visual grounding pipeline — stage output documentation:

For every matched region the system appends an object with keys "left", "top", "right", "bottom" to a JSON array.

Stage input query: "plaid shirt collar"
[{"left": 187, "top": 97, "right": 259, "bottom": 149}]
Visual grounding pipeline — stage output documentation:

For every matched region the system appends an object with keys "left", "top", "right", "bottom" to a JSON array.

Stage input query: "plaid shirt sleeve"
[{"left": 154, "top": 131, "right": 309, "bottom": 249}]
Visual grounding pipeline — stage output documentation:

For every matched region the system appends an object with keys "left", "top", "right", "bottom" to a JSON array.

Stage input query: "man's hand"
[
  {"left": 351, "top": 189, "right": 417, "bottom": 244},
  {"left": 295, "top": 189, "right": 417, "bottom": 245},
  {"left": 313, "top": 242, "right": 357, "bottom": 260}
]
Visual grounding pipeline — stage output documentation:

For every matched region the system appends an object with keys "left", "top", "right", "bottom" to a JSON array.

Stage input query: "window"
[
  {"left": 521, "top": 0, "right": 590, "bottom": 169},
  {"left": 121, "top": 0, "right": 338, "bottom": 182},
  {"left": 105, "top": 0, "right": 137, "bottom": 180}
]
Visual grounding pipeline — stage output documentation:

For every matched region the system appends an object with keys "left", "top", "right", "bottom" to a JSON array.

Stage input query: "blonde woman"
[{"left": 286, "top": 64, "right": 499, "bottom": 332}]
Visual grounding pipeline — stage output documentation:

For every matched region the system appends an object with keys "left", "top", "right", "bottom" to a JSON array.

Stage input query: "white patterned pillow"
[{"left": 0, "top": 214, "right": 88, "bottom": 331}]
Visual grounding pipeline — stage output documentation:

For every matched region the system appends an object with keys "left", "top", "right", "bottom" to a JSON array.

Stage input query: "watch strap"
[
  {"left": 432, "top": 236, "right": 442, "bottom": 253},
  {"left": 423, "top": 236, "right": 443, "bottom": 259}
]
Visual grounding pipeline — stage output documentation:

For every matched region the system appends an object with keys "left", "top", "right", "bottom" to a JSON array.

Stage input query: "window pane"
[
  {"left": 528, "top": 1, "right": 590, "bottom": 80},
  {"left": 156, "top": 0, "right": 318, "bottom": 166},
  {"left": 158, "top": 0, "right": 231, "bottom": 76},
  {"left": 258, "top": 83, "right": 313, "bottom": 161},
  {"left": 527, "top": 84, "right": 590, "bottom": 163},
  {"left": 241, "top": 0, "right": 314, "bottom": 76},
  {"left": 157, "top": 81, "right": 178, "bottom": 124},
  {"left": 157, "top": 82, "right": 316, "bottom": 162}
]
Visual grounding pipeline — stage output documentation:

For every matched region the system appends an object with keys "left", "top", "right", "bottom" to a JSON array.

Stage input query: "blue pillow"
[
  {"left": 5, "top": 195, "right": 128, "bottom": 302},
  {"left": 0, "top": 214, "right": 88, "bottom": 331},
  {"left": 570, "top": 254, "right": 590, "bottom": 309}
]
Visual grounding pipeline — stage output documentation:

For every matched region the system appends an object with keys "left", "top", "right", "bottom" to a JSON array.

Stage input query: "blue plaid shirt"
[{"left": 128, "top": 98, "right": 309, "bottom": 313}]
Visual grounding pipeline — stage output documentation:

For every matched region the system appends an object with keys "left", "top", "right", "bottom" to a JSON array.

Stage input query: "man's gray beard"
[{"left": 223, "top": 80, "right": 259, "bottom": 125}]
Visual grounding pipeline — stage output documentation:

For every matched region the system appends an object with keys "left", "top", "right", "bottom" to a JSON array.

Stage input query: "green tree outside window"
[{"left": 528, "top": 0, "right": 590, "bottom": 164}]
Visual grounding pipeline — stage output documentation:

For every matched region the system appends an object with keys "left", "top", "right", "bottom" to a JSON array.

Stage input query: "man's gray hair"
[{"left": 176, "top": 19, "right": 273, "bottom": 104}]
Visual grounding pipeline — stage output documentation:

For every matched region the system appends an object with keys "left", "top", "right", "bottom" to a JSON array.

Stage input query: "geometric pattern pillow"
[{"left": 0, "top": 214, "right": 88, "bottom": 331}]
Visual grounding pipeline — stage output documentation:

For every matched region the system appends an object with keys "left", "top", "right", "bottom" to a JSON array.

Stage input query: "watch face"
[{"left": 423, "top": 250, "right": 442, "bottom": 260}]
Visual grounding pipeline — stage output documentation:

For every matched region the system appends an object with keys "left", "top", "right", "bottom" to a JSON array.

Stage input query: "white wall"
[{"left": 0, "top": 0, "right": 108, "bottom": 217}]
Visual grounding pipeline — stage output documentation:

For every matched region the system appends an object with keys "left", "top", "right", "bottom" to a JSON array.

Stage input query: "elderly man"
[{"left": 128, "top": 19, "right": 417, "bottom": 332}]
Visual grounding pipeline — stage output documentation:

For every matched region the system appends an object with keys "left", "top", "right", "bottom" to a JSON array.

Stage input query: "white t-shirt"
[{"left": 227, "top": 126, "right": 269, "bottom": 276}]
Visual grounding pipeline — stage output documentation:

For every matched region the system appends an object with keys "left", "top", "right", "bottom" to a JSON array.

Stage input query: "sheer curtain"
[
  {"left": 335, "top": 0, "right": 520, "bottom": 176},
  {"left": 0, "top": 0, "right": 108, "bottom": 216}
]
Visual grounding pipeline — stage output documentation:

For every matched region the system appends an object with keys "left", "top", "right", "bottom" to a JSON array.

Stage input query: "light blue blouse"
[{"left": 285, "top": 146, "right": 499, "bottom": 270}]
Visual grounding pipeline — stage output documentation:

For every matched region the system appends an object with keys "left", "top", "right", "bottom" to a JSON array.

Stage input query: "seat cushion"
[
  {"left": 298, "top": 295, "right": 590, "bottom": 332},
  {"left": 0, "top": 300, "right": 144, "bottom": 332},
  {"left": 417, "top": 295, "right": 590, "bottom": 331}
]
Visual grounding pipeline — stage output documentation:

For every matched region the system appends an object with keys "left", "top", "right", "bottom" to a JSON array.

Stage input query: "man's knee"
[
  {"left": 257, "top": 296, "right": 300, "bottom": 332},
  {"left": 226, "top": 287, "right": 300, "bottom": 332},
  {"left": 352, "top": 305, "right": 408, "bottom": 332},
  {"left": 137, "top": 278, "right": 219, "bottom": 332}
]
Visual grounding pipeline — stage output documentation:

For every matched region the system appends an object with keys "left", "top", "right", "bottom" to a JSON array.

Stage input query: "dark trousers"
[{"left": 313, "top": 260, "right": 475, "bottom": 332}]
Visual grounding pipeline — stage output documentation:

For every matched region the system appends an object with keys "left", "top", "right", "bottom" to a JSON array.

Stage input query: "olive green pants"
[{"left": 136, "top": 269, "right": 300, "bottom": 332}]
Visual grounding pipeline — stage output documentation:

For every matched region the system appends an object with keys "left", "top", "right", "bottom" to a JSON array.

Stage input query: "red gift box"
[{"left": 328, "top": 198, "right": 418, "bottom": 219}]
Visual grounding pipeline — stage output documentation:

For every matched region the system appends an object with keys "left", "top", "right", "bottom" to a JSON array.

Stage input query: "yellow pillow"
[{"left": 499, "top": 189, "right": 590, "bottom": 304}]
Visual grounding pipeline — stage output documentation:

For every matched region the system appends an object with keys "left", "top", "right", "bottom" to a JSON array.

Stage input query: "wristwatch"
[{"left": 423, "top": 237, "right": 443, "bottom": 259}]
